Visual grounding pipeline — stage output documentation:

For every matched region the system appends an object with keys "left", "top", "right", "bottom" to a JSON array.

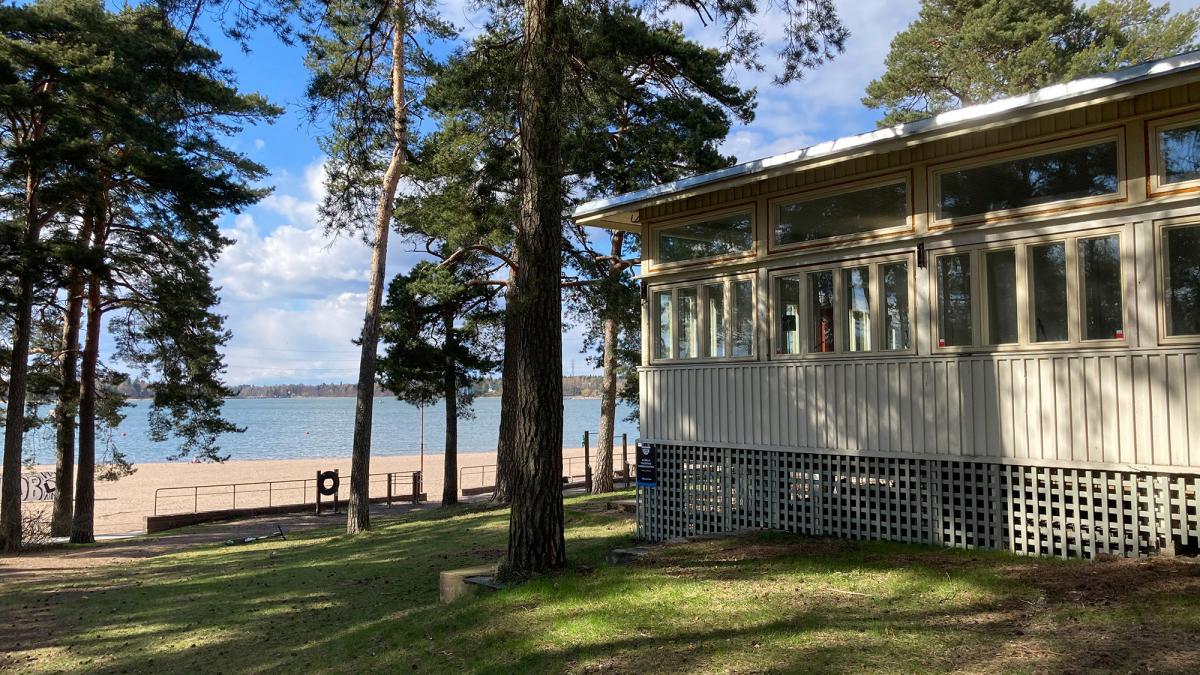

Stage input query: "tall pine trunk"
[
  {"left": 593, "top": 231, "right": 625, "bottom": 494},
  {"left": 492, "top": 267, "right": 518, "bottom": 504},
  {"left": 504, "top": 0, "right": 566, "bottom": 578},
  {"left": 442, "top": 310, "right": 458, "bottom": 506},
  {"left": 1, "top": 173, "right": 44, "bottom": 552},
  {"left": 50, "top": 266, "right": 85, "bottom": 536},
  {"left": 346, "top": 0, "right": 409, "bottom": 534},
  {"left": 70, "top": 266, "right": 102, "bottom": 544}
]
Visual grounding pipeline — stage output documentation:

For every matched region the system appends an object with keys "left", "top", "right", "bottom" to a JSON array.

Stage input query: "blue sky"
[{"left": 187, "top": 0, "right": 1200, "bottom": 384}]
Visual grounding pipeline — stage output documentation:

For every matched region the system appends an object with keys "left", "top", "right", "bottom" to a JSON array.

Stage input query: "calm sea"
[{"left": 23, "top": 397, "right": 639, "bottom": 465}]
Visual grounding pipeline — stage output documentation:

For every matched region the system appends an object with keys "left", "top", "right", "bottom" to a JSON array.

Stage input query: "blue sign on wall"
[{"left": 635, "top": 443, "right": 657, "bottom": 488}]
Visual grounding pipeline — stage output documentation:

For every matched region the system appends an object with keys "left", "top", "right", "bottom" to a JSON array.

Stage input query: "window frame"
[
  {"left": 766, "top": 172, "right": 913, "bottom": 255},
  {"left": 647, "top": 273, "right": 758, "bottom": 364},
  {"left": 1154, "top": 216, "right": 1200, "bottom": 345},
  {"left": 929, "top": 226, "right": 1130, "bottom": 353},
  {"left": 928, "top": 129, "right": 1127, "bottom": 229},
  {"left": 1147, "top": 110, "right": 1200, "bottom": 197},
  {"left": 768, "top": 253, "right": 916, "bottom": 360},
  {"left": 647, "top": 203, "right": 758, "bottom": 272}
]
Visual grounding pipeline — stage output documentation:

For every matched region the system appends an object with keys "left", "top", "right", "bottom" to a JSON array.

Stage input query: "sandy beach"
[{"left": 29, "top": 447, "right": 619, "bottom": 536}]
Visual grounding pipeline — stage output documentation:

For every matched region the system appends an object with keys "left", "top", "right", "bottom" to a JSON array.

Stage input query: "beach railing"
[
  {"left": 459, "top": 434, "right": 630, "bottom": 497},
  {"left": 152, "top": 470, "right": 424, "bottom": 516}
]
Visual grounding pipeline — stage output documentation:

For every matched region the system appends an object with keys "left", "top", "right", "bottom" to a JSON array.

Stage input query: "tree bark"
[
  {"left": 346, "top": 0, "right": 409, "bottom": 534},
  {"left": 504, "top": 0, "right": 566, "bottom": 578},
  {"left": 50, "top": 266, "right": 85, "bottom": 537},
  {"left": 442, "top": 310, "right": 458, "bottom": 506},
  {"left": 593, "top": 231, "right": 625, "bottom": 494},
  {"left": 1, "top": 172, "right": 44, "bottom": 553},
  {"left": 70, "top": 264, "right": 102, "bottom": 544}
]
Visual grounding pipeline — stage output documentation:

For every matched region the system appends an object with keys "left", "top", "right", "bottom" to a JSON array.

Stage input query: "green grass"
[{"left": 3, "top": 491, "right": 1199, "bottom": 673}]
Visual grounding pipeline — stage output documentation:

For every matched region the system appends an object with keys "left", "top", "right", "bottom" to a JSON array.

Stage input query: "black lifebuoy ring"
[{"left": 317, "top": 471, "right": 340, "bottom": 496}]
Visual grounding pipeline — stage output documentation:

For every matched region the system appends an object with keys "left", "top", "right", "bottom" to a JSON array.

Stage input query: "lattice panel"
[{"left": 636, "top": 445, "right": 1200, "bottom": 559}]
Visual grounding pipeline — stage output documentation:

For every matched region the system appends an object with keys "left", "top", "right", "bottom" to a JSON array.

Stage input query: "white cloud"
[
  {"left": 212, "top": 159, "right": 431, "bottom": 383},
  {"left": 220, "top": 292, "right": 368, "bottom": 384}
]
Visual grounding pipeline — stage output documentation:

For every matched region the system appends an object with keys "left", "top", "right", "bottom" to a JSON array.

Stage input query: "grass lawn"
[{"left": 2, "top": 491, "right": 1199, "bottom": 673}]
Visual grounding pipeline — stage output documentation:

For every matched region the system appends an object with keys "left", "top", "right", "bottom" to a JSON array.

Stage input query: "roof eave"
[{"left": 571, "top": 50, "right": 1200, "bottom": 228}]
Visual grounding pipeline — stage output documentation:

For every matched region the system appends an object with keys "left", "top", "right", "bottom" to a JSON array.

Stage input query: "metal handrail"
[
  {"left": 153, "top": 470, "right": 421, "bottom": 516},
  {"left": 458, "top": 437, "right": 632, "bottom": 494}
]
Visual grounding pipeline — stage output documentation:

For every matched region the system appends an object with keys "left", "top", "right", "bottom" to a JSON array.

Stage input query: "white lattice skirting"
[{"left": 636, "top": 445, "right": 1200, "bottom": 559}]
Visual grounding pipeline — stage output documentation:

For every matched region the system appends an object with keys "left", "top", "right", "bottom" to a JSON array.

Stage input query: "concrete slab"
[{"left": 439, "top": 564, "right": 498, "bottom": 604}]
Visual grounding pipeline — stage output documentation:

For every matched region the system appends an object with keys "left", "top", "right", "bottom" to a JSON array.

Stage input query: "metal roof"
[{"left": 572, "top": 49, "right": 1200, "bottom": 226}]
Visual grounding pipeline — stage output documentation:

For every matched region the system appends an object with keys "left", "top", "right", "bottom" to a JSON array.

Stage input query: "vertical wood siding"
[{"left": 641, "top": 350, "right": 1200, "bottom": 471}]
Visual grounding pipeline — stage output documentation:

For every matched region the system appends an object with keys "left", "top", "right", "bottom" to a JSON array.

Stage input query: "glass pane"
[
  {"left": 809, "top": 271, "right": 835, "bottom": 353},
  {"left": 676, "top": 288, "right": 698, "bottom": 358},
  {"left": 985, "top": 250, "right": 1018, "bottom": 344},
  {"left": 1160, "top": 122, "right": 1200, "bottom": 184},
  {"left": 1029, "top": 242, "right": 1068, "bottom": 342},
  {"left": 937, "top": 253, "right": 973, "bottom": 347},
  {"left": 881, "top": 261, "right": 910, "bottom": 350},
  {"left": 1079, "top": 235, "right": 1124, "bottom": 340},
  {"left": 776, "top": 276, "right": 801, "bottom": 355},
  {"left": 775, "top": 181, "right": 908, "bottom": 246},
  {"left": 1164, "top": 225, "right": 1200, "bottom": 336},
  {"left": 844, "top": 267, "right": 871, "bottom": 352},
  {"left": 657, "top": 212, "right": 753, "bottom": 263},
  {"left": 938, "top": 141, "right": 1119, "bottom": 219},
  {"left": 654, "top": 291, "right": 671, "bottom": 359},
  {"left": 731, "top": 280, "right": 754, "bottom": 357},
  {"left": 705, "top": 283, "right": 726, "bottom": 357}
]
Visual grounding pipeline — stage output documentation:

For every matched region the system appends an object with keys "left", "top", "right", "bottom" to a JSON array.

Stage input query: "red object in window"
[
  {"left": 1115, "top": 329, "right": 1124, "bottom": 340},
  {"left": 938, "top": 338, "right": 946, "bottom": 347}
]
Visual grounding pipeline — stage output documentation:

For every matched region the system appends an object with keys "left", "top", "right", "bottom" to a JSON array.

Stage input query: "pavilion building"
[{"left": 573, "top": 51, "right": 1200, "bottom": 558}]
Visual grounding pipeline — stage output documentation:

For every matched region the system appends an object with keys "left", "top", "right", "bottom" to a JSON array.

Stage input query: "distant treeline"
[{"left": 115, "top": 376, "right": 607, "bottom": 399}]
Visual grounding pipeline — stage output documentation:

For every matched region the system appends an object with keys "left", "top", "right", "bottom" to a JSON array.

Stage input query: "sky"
[{"left": 168, "top": 0, "right": 1200, "bottom": 385}]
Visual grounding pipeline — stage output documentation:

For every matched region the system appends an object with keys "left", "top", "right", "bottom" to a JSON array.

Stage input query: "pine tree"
[
  {"left": 0, "top": 0, "right": 277, "bottom": 547},
  {"left": 863, "top": 0, "right": 1200, "bottom": 126},
  {"left": 417, "top": 0, "right": 849, "bottom": 576},
  {"left": 377, "top": 262, "right": 500, "bottom": 505},
  {"left": 302, "top": 0, "right": 454, "bottom": 534}
]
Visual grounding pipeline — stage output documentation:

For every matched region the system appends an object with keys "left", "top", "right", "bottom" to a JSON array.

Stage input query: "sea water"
[{"left": 21, "top": 397, "right": 639, "bottom": 465}]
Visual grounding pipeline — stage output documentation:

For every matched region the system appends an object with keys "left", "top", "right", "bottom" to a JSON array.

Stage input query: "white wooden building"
[{"left": 573, "top": 52, "right": 1200, "bottom": 558}]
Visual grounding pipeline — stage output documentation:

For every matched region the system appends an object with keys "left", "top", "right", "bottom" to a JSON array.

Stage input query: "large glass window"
[
  {"left": 705, "top": 283, "right": 726, "bottom": 356},
  {"left": 985, "top": 249, "right": 1018, "bottom": 344},
  {"left": 654, "top": 291, "right": 671, "bottom": 359},
  {"left": 1029, "top": 242, "right": 1069, "bottom": 343},
  {"left": 656, "top": 211, "right": 753, "bottom": 264},
  {"left": 676, "top": 288, "right": 699, "bottom": 358},
  {"left": 651, "top": 279, "right": 754, "bottom": 361},
  {"left": 1160, "top": 121, "right": 1200, "bottom": 185},
  {"left": 881, "top": 262, "right": 910, "bottom": 350},
  {"left": 809, "top": 271, "right": 835, "bottom": 353},
  {"left": 1079, "top": 235, "right": 1124, "bottom": 341},
  {"left": 774, "top": 181, "right": 908, "bottom": 246},
  {"left": 844, "top": 267, "right": 871, "bottom": 352},
  {"left": 777, "top": 276, "right": 801, "bottom": 355},
  {"left": 937, "top": 253, "right": 974, "bottom": 347},
  {"left": 731, "top": 280, "right": 755, "bottom": 357},
  {"left": 934, "top": 233, "right": 1128, "bottom": 350},
  {"left": 937, "top": 140, "right": 1120, "bottom": 220},
  {"left": 773, "top": 258, "right": 912, "bottom": 357},
  {"left": 1163, "top": 224, "right": 1200, "bottom": 337}
]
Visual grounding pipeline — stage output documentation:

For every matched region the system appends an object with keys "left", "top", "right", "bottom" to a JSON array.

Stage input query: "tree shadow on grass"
[
  {"left": 0, "top": 495, "right": 636, "bottom": 673},
  {"left": 4, "top": 499, "right": 1199, "bottom": 674}
]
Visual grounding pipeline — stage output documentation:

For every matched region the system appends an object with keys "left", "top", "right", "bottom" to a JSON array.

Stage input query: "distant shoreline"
[{"left": 117, "top": 394, "right": 606, "bottom": 401}]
